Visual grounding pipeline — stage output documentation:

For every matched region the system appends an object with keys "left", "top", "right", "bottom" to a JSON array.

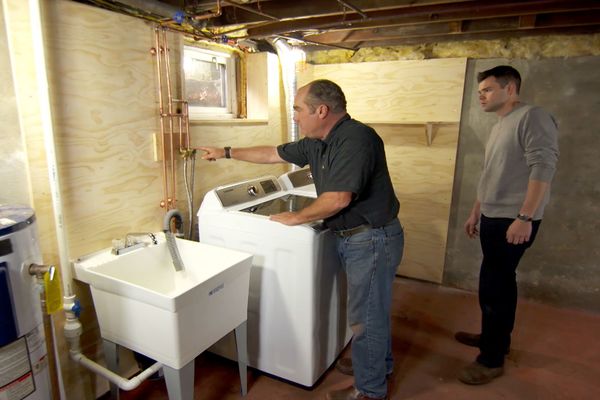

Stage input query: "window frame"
[{"left": 182, "top": 45, "right": 238, "bottom": 120}]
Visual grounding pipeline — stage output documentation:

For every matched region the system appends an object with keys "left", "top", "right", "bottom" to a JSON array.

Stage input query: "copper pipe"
[
  {"left": 193, "top": 0, "right": 222, "bottom": 21},
  {"left": 162, "top": 28, "right": 177, "bottom": 209},
  {"left": 172, "top": 99, "right": 189, "bottom": 152},
  {"left": 183, "top": 101, "right": 190, "bottom": 150},
  {"left": 154, "top": 28, "right": 169, "bottom": 208}
]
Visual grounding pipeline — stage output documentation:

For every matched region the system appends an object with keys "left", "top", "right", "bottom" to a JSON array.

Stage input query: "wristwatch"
[
  {"left": 224, "top": 146, "right": 231, "bottom": 159},
  {"left": 516, "top": 213, "right": 533, "bottom": 222}
]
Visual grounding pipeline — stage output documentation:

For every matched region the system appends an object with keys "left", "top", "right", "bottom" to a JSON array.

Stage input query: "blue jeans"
[{"left": 336, "top": 218, "right": 404, "bottom": 399}]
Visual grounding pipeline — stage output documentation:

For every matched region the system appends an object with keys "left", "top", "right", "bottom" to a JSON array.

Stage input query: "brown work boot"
[
  {"left": 326, "top": 385, "right": 387, "bottom": 400},
  {"left": 457, "top": 361, "right": 504, "bottom": 385},
  {"left": 334, "top": 357, "right": 392, "bottom": 378},
  {"left": 335, "top": 357, "right": 354, "bottom": 375}
]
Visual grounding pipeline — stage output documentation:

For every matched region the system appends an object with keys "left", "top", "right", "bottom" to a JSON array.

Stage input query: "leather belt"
[{"left": 334, "top": 224, "right": 372, "bottom": 238}]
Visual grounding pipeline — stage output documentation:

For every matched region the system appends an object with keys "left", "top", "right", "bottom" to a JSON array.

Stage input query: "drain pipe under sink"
[{"left": 71, "top": 353, "right": 162, "bottom": 391}]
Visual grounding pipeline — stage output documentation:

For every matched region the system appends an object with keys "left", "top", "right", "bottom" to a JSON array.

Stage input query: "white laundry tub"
[{"left": 73, "top": 237, "right": 252, "bottom": 369}]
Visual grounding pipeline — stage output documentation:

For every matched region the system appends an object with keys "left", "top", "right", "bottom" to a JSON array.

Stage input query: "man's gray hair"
[{"left": 305, "top": 79, "right": 347, "bottom": 113}]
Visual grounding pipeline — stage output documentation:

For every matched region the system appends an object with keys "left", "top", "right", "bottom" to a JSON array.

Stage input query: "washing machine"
[{"left": 197, "top": 176, "right": 351, "bottom": 387}]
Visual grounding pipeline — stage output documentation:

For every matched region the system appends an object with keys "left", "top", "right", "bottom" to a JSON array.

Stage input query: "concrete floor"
[{"left": 107, "top": 277, "right": 600, "bottom": 399}]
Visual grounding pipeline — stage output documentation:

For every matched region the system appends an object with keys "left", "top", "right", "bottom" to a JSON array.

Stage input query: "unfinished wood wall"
[
  {"left": 1, "top": 1, "right": 284, "bottom": 398},
  {"left": 298, "top": 59, "right": 467, "bottom": 282}
]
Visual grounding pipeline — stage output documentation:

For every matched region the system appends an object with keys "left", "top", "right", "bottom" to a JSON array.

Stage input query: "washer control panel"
[{"left": 215, "top": 176, "right": 282, "bottom": 207}]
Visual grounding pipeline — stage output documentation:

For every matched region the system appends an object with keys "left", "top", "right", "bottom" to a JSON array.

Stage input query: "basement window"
[{"left": 183, "top": 45, "right": 238, "bottom": 119}]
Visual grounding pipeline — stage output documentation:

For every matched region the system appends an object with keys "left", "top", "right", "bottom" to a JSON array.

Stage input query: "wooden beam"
[
  {"left": 213, "top": 0, "right": 480, "bottom": 26},
  {"left": 245, "top": 0, "right": 600, "bottom": 38},
  {"left": 304, "top": 13, "right": 600, "bottom": 46},
  {"left": 519, "top": 14, "right": 537, "bottom": 28},
  {"left": 304, "top": 24, "right": 600, "bottom": 48}
]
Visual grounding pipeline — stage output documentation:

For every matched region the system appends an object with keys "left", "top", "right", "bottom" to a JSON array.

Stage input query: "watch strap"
[
  {"left": 516, "top": 213, "right": 533, "bottom": 222},
  {"left": 224, "top": 146, "right": 231, "bottom": 159}
]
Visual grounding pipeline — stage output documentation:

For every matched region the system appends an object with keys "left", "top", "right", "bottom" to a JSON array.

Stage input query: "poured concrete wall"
[{"left": 444, "top": 57, "right": 600, "bottom": 312}]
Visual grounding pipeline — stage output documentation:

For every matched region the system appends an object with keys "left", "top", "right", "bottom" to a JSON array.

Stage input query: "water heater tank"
[{"left": 0, "top": 205, "right": 51, "bottom": 400}]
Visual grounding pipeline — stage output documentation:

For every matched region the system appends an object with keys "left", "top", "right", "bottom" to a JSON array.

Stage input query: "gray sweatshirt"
[{"left": 477, "top": 103, "right": 559, "bottom": 220}]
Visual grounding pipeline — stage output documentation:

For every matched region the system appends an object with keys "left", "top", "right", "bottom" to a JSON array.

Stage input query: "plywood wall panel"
[
  {"left": 299, "top": 59, "right": 466, "bottom": 283},
  {"left": 301, "top": 58, "right": 467, "bottom": 123},
  {"left": 44, "top": 0, "right": 165, "bottom": 259},
  {"left": 378, "top": 125, "right": 459, "bottom": 283}
]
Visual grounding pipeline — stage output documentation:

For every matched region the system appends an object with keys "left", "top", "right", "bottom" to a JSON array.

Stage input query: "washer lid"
[
  {"left": 239, "top": 194, "right": 315, "bottom": 216},
  {"left": 0, "top": 205, "right": 36, "bottom": 236}
]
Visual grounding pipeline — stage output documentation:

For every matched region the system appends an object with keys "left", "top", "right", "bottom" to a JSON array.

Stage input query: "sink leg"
[
  {"left": 163, "top": 360, "right": 195, "bottom": 400},
  {"left": 234, "top": 321, "right": 248, "bottom": 396},
  {"left": 102, "top": 340, "right": 120, "bottom": 400}
]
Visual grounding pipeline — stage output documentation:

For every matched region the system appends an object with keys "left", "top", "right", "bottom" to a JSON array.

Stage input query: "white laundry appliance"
[
  {"left": 197, "top": 176, "right": 351, "bottom": 387},
  {"left": 278, "top": 167, "right": 316, "bottom": 197}
]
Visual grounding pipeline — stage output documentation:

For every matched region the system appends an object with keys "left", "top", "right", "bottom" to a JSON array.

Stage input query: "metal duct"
[{"left": 269, "top": 38, "right": 299, "bottom": 170}]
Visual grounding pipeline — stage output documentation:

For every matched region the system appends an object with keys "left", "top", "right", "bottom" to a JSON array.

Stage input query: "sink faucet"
[
  {"left": 112, "top": 232, "right": 157, "bottom": 255},
  {"left": 125, "top": 232, "right": 158, "bottom": 246}
]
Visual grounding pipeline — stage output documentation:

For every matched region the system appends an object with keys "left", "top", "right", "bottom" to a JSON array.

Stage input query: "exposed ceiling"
[{"left": 74, "top": 0, "right": 600, "bottom": 51}]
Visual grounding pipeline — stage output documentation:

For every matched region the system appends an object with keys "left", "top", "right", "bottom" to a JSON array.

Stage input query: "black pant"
[{"left": 476, "top": 214, "right": 541, "bottom": 368}]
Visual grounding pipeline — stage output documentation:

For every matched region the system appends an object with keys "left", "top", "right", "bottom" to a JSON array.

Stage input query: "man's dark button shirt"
[{"left": 277, "top": 115, "right": 399, "bottom": 231}]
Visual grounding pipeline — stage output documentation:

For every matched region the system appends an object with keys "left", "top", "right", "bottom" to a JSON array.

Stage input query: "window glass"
[{"left": 183, "top": 46, "right": 237, "bottom": 118}]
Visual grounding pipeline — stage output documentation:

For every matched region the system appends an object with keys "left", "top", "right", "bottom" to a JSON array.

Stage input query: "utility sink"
[{"left": 73, "top": 235, "right": 252, "bottom": 370}]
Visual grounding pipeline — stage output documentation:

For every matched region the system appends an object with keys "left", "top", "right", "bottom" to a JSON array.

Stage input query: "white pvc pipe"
[
  {"left": 29, "top": 0, "right": 73, "bottom": 299},
  {"left": 29, "top": 1, "right": 154, "bottom": 396},
  {"left": 71, "top": 352, "right": 163, "bottom": 391},
  {"left": 28, "top": 1, "right": 71, "bottom": 398}
]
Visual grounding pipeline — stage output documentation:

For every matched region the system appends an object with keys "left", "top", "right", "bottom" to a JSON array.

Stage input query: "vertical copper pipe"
[
  {"left": 162, "top": 28, "right": 177, "bottom": 209},
  {"left": 154, "top": 27, "right": 169, "bottom": 209},
  {"left": 174, "top": 100, "right": 184, "bottom": 152},
  {"left": 174, "top": 99, "right": 189, "bottom": 152},
  {"left": 184, "top": 101, "right": 190, "bottom": 149}
]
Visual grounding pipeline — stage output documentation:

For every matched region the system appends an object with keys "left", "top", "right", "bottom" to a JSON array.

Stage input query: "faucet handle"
[
  {"left": 112, "top": 238, "right": 126, "bottom": 254},
  {"left": 125, "top": 236, "right": 139, "bottom": 247}
]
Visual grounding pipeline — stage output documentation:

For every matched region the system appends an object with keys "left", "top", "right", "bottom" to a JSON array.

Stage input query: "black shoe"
[
  {"left": 454, "top": 331, "right": 481, "bottom": 348},
  {"left": 454, "top": 332, "right": 510, "bottom": 354}
]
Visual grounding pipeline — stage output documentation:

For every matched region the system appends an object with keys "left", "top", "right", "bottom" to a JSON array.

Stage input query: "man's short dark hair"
[
  {"left": 305, "top": 79, "right": 347, "bottom": 113},
  {"left": 477, "top": 65, "right": 522, "bottom": 94}
]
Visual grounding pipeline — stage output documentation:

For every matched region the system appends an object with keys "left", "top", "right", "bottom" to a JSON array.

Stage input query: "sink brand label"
[{"left": 209, "top": 283, "right": 224, "bottom": 296}]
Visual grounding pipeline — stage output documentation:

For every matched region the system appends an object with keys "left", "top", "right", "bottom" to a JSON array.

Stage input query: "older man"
[{"left": 200, "top": 79, "right": 403, "bottom": 400}]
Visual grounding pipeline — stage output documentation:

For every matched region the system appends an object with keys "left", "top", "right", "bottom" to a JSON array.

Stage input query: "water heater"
[{"left": 0, "top": 205, "right": 51, "bottom": 400}]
